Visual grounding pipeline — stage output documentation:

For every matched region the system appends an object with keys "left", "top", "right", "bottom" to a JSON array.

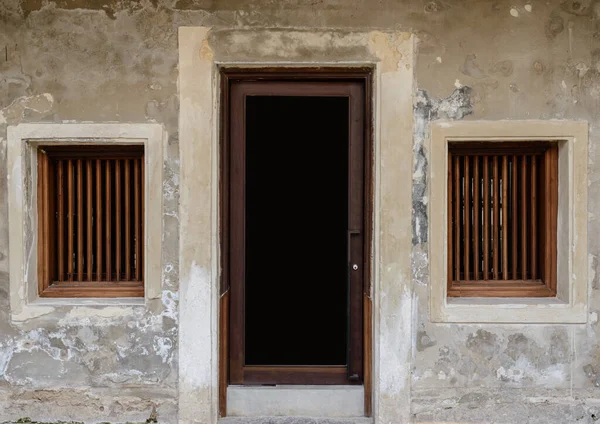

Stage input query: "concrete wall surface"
[{"left": 1, "top": 0, "right": 600, "bottom": 423}]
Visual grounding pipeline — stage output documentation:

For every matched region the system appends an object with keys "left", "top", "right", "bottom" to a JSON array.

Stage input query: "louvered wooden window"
[
  {"left": 448, "top": 142, "right": 558, "bottom": 297},
  {"left": 37, "top": 145, "right": 144, "bottom": 298}
]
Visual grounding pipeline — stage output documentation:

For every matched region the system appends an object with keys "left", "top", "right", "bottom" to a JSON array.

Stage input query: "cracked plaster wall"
[{"left": 2, "top": 0, "right": 600, "bottom": 422}]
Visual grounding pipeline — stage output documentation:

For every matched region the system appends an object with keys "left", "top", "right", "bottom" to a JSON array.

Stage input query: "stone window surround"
[
  {"left": 7, "top": 123, "right": 165, "bottom": 322},
  {"left": 178, "top": 27, "right": 414, "bottom": 423},
  {"left": 429, "top": 120, "right": 588, "bottom": 324}
]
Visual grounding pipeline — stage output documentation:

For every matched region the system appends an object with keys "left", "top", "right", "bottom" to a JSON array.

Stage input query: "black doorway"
[{"left": 245, "top": 95, "right": 349, "bottom": 366}]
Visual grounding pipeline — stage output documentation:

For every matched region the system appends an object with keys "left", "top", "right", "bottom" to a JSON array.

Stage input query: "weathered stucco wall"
[{"left": 2, "top": 0, "right": 600, "bottom": 422}]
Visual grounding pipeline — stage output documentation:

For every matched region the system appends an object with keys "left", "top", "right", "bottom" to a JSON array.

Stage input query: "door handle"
[{"left": 347, "top": 229, "right": 361, "bottom": 264}]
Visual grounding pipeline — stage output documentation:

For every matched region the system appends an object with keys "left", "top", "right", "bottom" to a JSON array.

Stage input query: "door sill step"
[{"left": 219, "top": 418, "right": 372, "bottom": 424}]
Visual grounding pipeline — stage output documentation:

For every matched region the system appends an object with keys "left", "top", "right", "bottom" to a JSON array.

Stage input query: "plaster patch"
[
  {"left": 380, "top": 288, "right": 413, "bottom": 395},
  {"left": 589, "top": 254, "right": 597, "bottom": 289},
  {"left": 180, "top": 262, "right": 212, "bottom": 388},
  {"left": 576, "top": 62, "right": 590, "bottom": 78},
  {"left": 0, "top": 340, "right": 15, "bottom": 377},
  {"left": 161, "top": 290, "right": 179, "bottom": 321},
  {"left": 154, "top": 336, "right": 174, "bottom": 364},
  {"left": 525, "top": 4, "right": 532, "bottom": 12},
  {"left": 368, "top": 31, "right": 408, "bottom": 73},
  {"left": 496, "top": 365, "right": 524, "bottom": 382},
  {"left": 460, "top": 54, "right": 487, "bottom": 79},
  {"left": 199, "top": 38, "right": 214, "bottom": 61},
  {"left": 11, "top": 306, "right": 55, "bottom": 322},
  {"left": 510, "top": 8, "right": 520, "bottom": 17},
  {"left": 1, "top": 94, "right": 54, "bottom": 125},
  {"left": 57, "top": 307, "right": 138, "bottom": 327}
]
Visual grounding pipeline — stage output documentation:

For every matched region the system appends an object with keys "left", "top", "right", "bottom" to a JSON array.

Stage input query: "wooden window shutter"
[
  {"left": 37, "top": 145, "right": 145, "bottom": 298},
  {"left": 447, "top": 141, "right": 558, "bottom": 297}
]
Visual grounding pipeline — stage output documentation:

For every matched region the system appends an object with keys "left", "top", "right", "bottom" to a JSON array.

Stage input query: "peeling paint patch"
[
  {"left": 57, "top": 306, "right": 139, "bottom": 327},
  {"left": 153, "top": 336, "right": 174, "bottom": 364},
  {"left": 380, "top": 288, "right": 413, "bottom": 395},
  {"left": 460, "top": 54, "right": 486, "bottom": 79},
  {"left": 0, "top": 94, "right": 54, "bottom": 125},
  {"left": 179, "top": 262, "right": 213, "bottom": 389},
  {"left": 412, "top": 87, "right": 473, "bottom": 245},
  {"left": 368, "top": 31, "right": 411, "bottom": 73},
  {"left": 161, "top": 290, "right": 179, "bottom": 321}
]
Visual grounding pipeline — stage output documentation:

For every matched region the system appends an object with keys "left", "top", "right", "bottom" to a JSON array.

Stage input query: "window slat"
[
  {"left": 135, "top": 159, "right": 141, "bottom": 282},
  {"left": 464, "top": 157, "right": 470, "bottom": 281},
  {"left": 115, "top": 160, "right": 121, "bottom": 282},
  {"left": 87, "top": 160, "right": 93, "bottom": 281},
  {"left": 502, "top": 156, "right": 508, "bottom": 280},
  {"left": 531, "top": 155, "right": 537, "bottom": 280},
  {"left": 141, "top": 157, "right": 145, "bottom": 281},
  {"left": 106, "top": 161, "right": 112, "bottom": 281},
  {"left": 125, "top": 160, "right": 131, "bottom": 281},
  {"left": 521, "top": 155, "right": 527, "bottom": 280},
  {"left": 77, "top": 160, "right": 83, "bottom": 282},
  {"left": 493, "top": 156, "right": 499, "bottom": 280},
  {"left": 454, "top": 156, "right": 460, "bottom": 281},
  {"left": 68, "top": 160, "right": 74, "bottom": 282},
  {"left": 96, "top": 160, "right": 102, "bottom": 281},
  {"left": 548, "top": 147, "right": 558, "bottom": 291},
  {"left": 58, "top": 161, "right": 65, "bottom": 281},
  {"left": 512, "top": 155, "right": 518, "bottom": 280},
  {"left": 41, "top": 153, "right": 50, "bottom": 288},
  {"left": 473, "top": 156, "right": 479, "bottom": 281},
  {"left": 483, "top": 157, "right": 489, "bottom": 280}
]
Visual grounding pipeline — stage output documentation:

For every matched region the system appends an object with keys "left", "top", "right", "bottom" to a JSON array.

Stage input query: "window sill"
[
  {"left": 446, "top": 297, "right": 569, "bottom": 306},
  {"left": 10, "top": 297, "right": 146, "bottom": 323},
  {"left": 433, "top": 296, "right": 586, "bottom": 324}
]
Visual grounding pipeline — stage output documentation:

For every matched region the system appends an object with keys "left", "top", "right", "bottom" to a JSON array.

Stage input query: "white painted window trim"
[
  {"left": 7, "top": 123, "right": 166, "bottom": 322},
  {"left": 429, "top": 120, "right": 588, "bottom": 324}
]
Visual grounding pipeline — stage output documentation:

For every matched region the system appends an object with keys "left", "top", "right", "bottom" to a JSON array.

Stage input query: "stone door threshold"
[
  {"left": 226, "top": 385, "right": 364, "bottom": 417},
  {"left": 220, "top": 418, "right": 372, "bottom": 424}
]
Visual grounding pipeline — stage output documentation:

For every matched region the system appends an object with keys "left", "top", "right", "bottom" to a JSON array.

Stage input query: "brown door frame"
[{"left": 219, "top": 67, "right": 373, "bottom": 416}]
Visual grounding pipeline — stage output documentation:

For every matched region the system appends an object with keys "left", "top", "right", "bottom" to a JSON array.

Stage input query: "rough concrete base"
[
  {"left": 219, "top": 418, "right": 372, "bottom": 424},
  {"left": 412, "top": 388, "right": 600, "bottom": 424},
  {"left": 0, "top": 387, "right": 177, "bottom": 424}
]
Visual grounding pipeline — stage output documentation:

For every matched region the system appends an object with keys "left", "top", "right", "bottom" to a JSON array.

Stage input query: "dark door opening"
[
  {"left": 245, "top": 96, "right": 349, "bottom": 366},
  {"left": 226, "top": 79, "right": 367, "bottom": 386}
]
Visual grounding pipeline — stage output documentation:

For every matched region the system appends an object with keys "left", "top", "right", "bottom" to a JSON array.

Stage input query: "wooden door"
[{"left": 222, "top": 72, "right": 370, "bottom": 387}]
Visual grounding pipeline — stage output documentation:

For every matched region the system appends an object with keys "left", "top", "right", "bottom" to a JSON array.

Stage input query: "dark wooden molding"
[
  {"left": 242, "top": 366, "right": 352, "bottom": 385},
  {"left": 219, "top": 290, "right": 230, "bottom": 417}
]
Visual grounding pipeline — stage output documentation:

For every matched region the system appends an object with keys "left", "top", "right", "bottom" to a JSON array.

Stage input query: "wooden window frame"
[
  {"left": 447, "top": 141, "right": 558, "bottom": 298},
  {"left": 37, "top": 145, "right": 145, "bottom": 298},
  {"left": 219, "top": 67, "right": 374, "bottom": 416}
]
